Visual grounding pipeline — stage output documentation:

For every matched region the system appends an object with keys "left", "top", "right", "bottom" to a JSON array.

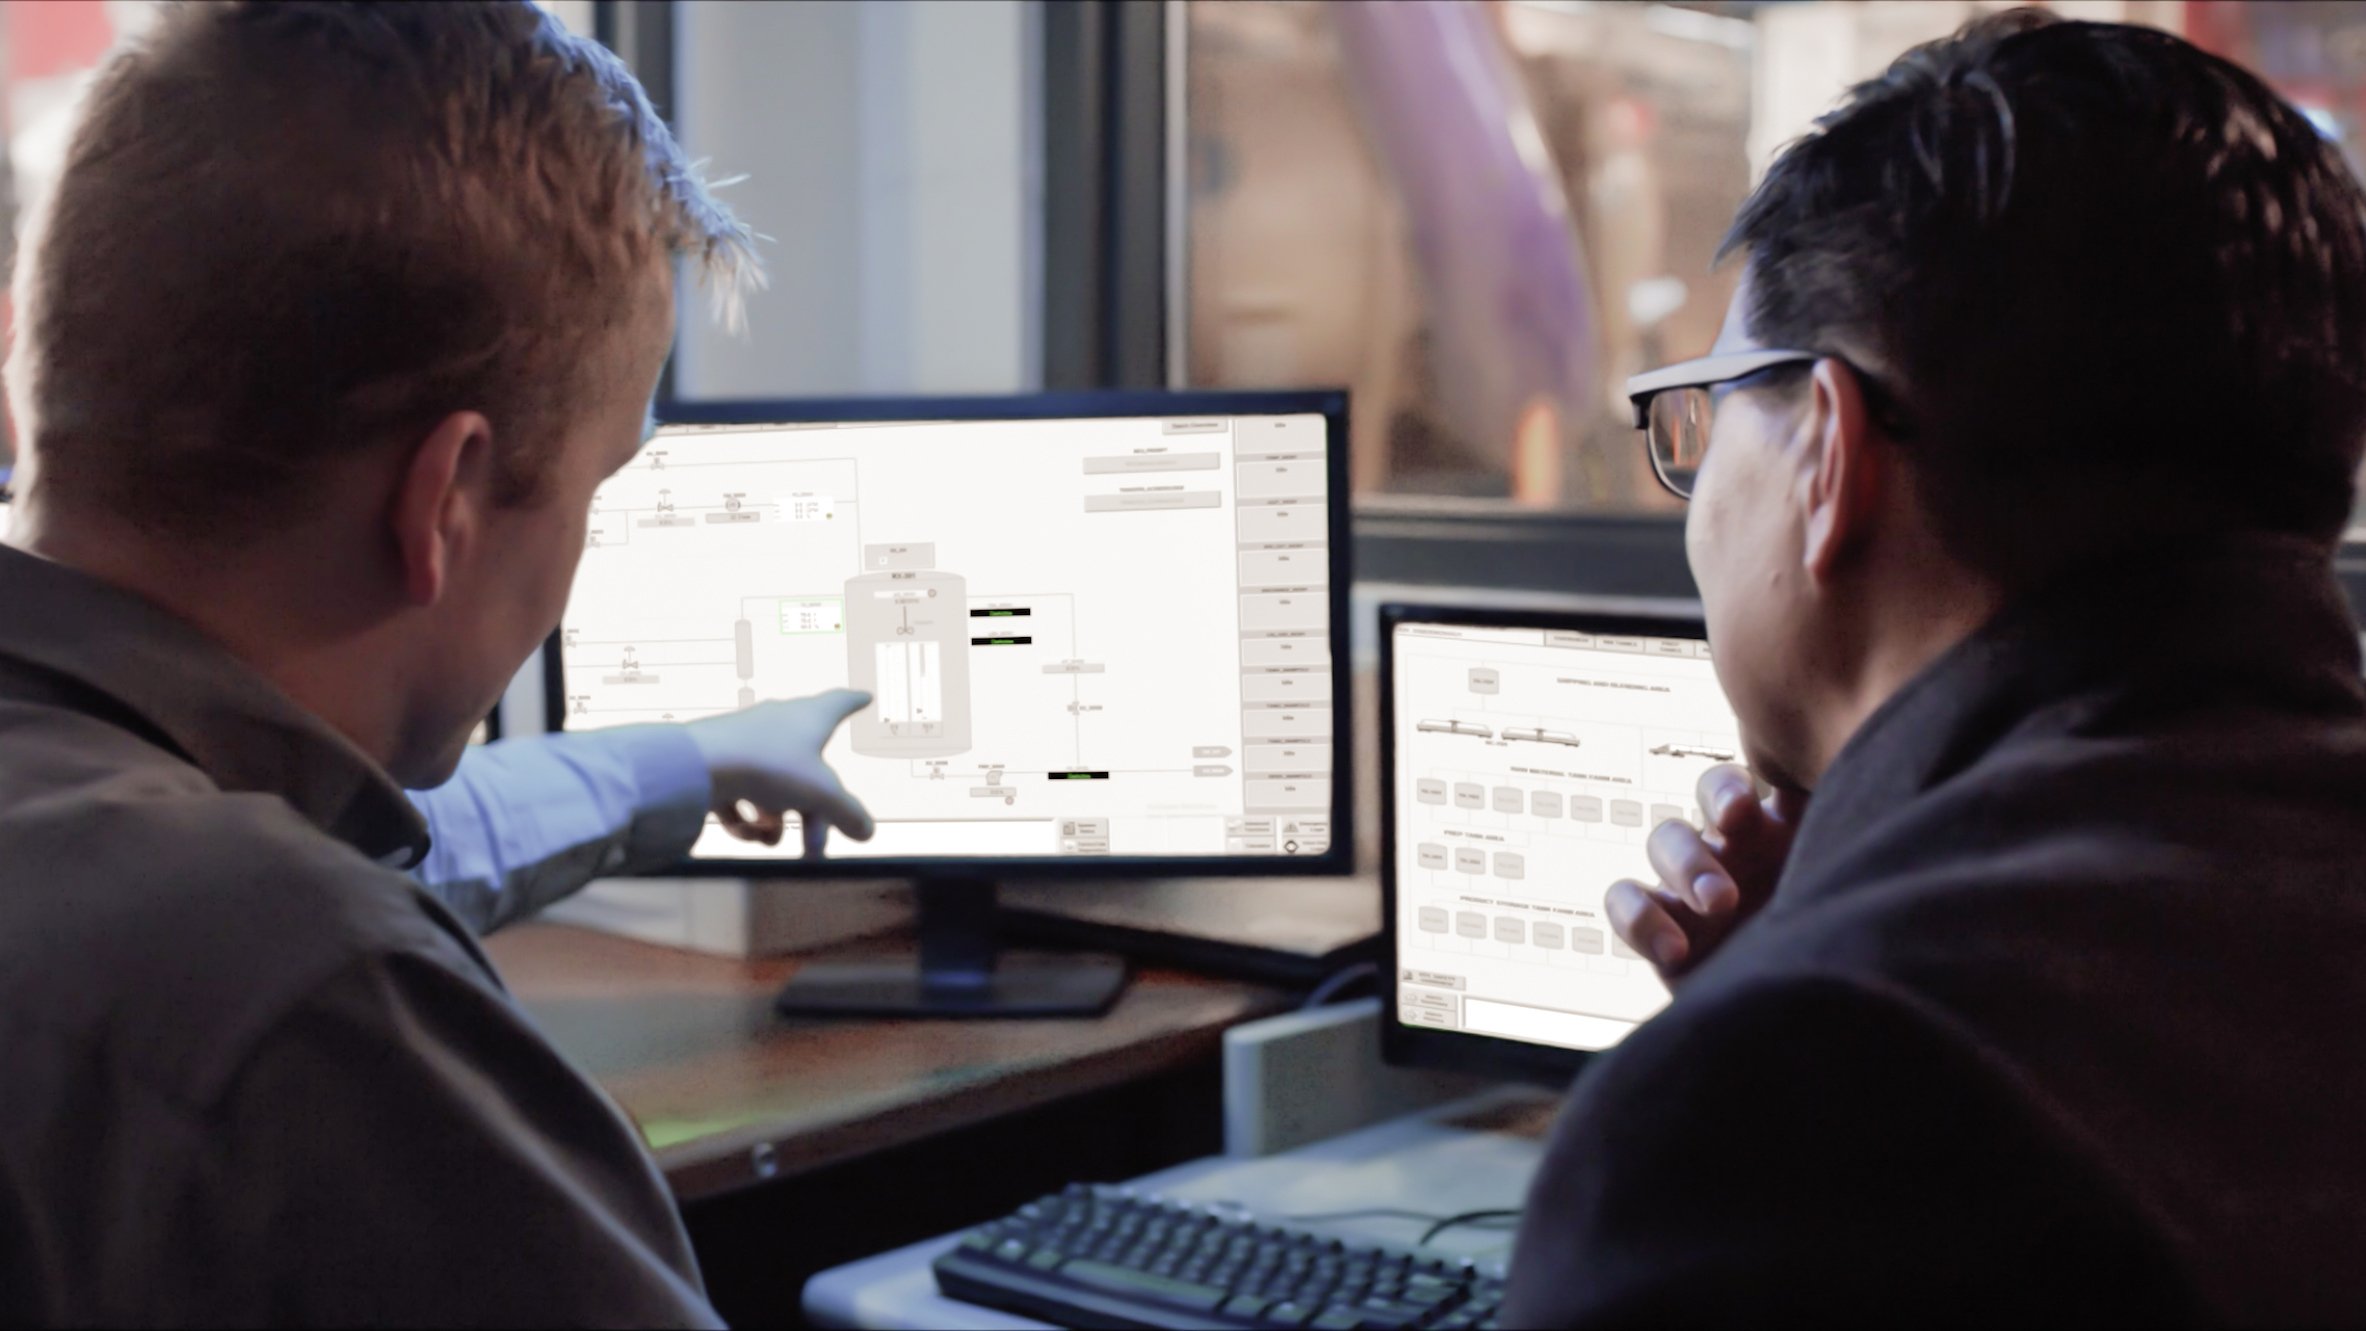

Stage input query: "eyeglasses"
[
  {"left": 1625, "top": 349, "right": 1919, "bottom": 500},
  {"left": 1624, "top": 349, "right": 1819, "bottom": 500}
]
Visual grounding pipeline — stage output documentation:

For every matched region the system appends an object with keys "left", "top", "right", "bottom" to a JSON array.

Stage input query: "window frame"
[{"left": 607, "top": 0, "right": 2366, "bottom": 624}]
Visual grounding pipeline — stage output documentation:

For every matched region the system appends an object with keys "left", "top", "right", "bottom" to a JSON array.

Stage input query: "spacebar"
[{"left": 1058, "top": 1260, "right": 1230, "bottom": 1311}]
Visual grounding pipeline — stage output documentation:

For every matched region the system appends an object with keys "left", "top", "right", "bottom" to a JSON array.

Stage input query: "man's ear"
[
  {"left": 1794, "top": 358, "right": 1882, "bottom": 587},
  {"left": 390, "top": 411, "right": 494, "bottom": 608}
]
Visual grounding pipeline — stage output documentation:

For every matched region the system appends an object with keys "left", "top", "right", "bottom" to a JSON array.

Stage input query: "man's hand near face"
[
  {"left": 1606, "top": 764, "right": 1804, "bottom": 982},
  {"left": 684, "top": 688, "right": 875, "bottom": 858}
]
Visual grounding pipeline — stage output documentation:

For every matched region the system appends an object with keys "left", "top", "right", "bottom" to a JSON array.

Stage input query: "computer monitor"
[
  {"left": 1378, "top": 604, "right": 1743, "bottom": 1083},
  {"left": 556, "top": 390, "right": 1352, "bottom": 1016}
]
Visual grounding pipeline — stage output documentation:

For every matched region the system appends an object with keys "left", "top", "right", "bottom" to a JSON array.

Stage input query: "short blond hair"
[{"left": 10, "top": 0, "right": 756, "bottom": 538}]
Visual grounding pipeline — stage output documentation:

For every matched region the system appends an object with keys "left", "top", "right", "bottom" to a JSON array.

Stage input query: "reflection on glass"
[
  {"left": 1646, "top": 386, "right": 1712, "bottom": 500},
  {"left": 1183, "top": 0, "right": 2366, "bottom": 522}
]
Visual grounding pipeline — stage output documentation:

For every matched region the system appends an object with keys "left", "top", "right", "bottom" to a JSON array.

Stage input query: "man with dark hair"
[{"left": 1508, "top": 11, "right": 2366, "bottom": 1323}]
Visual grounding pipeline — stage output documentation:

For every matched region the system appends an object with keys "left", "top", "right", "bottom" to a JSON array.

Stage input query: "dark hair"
[{"left": 1723, "top": 8, "right": 2366, "bottom": 582}]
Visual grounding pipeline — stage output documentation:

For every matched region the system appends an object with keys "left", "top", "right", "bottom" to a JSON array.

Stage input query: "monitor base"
[{"left": 773, "top": 877, "right": 1131, "bottom": 1020}]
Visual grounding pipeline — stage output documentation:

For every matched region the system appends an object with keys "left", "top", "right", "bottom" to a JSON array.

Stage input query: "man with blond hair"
[{"left": 0, "top": 3, "right": 858, "bottom": 1322}]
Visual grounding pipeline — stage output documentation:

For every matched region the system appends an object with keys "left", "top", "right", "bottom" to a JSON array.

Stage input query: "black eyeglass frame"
[
  {"left": 1624, "top": 349, "right": 1817, "bottom": 499},
  {"left": 1625, "top": 349, "right": 1919, "bottom": 499}
]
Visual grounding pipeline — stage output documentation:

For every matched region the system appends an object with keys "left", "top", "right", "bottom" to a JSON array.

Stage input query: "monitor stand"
[{"left": 773, "top": 877, "right": 1130, "bottom": 1019}]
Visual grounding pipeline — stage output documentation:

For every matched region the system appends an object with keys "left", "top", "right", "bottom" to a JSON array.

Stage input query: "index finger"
[
  {"left": 1696, "top": 763, "right": 1759, "bottom": 833},
  {"left": 810, "top": 688, "right": 873, "bottom": 724},
  {"left": 799, "top": 764, "right": 875, "bottom": 841}
]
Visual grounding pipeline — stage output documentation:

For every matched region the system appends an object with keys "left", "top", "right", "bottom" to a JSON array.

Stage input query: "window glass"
[
  {"left": 668, "top": 0, "right": 1041, "bottom": 400},
  {"left": 1181, "top": 0, "right": 2366, "bottom": 527}
]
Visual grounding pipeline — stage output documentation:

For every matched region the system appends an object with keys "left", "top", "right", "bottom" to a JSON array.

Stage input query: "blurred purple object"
[{"left": 1331, "top": 0, "right": 1602, "bottom": 500}]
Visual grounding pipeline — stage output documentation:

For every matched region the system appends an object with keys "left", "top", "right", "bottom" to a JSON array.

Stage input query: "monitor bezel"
[
  {"left": 1378, "top": 600, "right": 1712, "bottom": 1086},
  {"left": 551, "top": 389, "right": 1355, "bottom": 881}
]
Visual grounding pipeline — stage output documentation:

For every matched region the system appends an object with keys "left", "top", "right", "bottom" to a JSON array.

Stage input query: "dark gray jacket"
[
  {"left": 0, "top": 543, "right": 719, "bottom": 1326},
  {"left": 1507, "top": 538, "right": 2366, "bottom": 1325}
]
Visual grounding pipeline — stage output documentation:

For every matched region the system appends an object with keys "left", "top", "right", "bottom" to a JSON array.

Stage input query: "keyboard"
[{"left": 931, "top": 1184, "right": 1508, "bottom": 1330}]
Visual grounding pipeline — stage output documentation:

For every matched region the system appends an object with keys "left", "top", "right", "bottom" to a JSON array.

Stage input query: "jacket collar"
[
  {"left": 1783, "top": 534, "right": 2365, "bottom": 892},
  {"left": 0, "top": 543, "right": 430, "bottom": 866}
]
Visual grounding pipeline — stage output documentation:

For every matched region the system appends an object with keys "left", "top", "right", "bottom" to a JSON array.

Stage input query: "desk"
[
  {"left": 484, "top": 922, "right": 1296, "bottom": 1202},
  {"left": 803, "top": 1087, "right": 1555, "bottom": 1329}
]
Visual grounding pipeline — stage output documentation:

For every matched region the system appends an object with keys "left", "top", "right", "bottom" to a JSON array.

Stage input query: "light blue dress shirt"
[{"left": 407, "top": 725, "right": 714, "bottom": 934}]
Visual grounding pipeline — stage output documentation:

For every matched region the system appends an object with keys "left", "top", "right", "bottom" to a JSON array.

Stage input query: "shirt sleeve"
[
  {"left": 1501, "top": 975, "right": 2196, "bottom": 1326},
  {"left": 212, "top": 947, "right": 723, "bottom": 1328},
  {"left": 405, "top": 727, "right": 712, "bottom": 934}
]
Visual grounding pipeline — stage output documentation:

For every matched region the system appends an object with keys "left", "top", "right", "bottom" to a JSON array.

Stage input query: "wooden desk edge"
[
  {"left": 653, "top": 985, "right": 1288, "bottom": 1201},
  {"left": 490, "top": 923, "right": 1294, "bottom": 1202}
]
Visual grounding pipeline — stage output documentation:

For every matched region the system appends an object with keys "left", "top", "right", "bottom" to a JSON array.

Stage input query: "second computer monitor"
[
  {"left": 556, "top": 391, "right": 1352, "bottom": 876},
  {"left": 1381, "top": 604, "right": 1744, "bottom": 1082}
]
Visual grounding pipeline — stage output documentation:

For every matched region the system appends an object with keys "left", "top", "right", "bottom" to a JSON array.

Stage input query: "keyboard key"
[
  {"left": 1404, "top": 1272, "right": 1459, "bottom": 1291},
  {"left": 1254, "top": 1281, "right": 1303, "bottom": 1303},
  {"left": 934, "top": 1190, "right": 1479, "bottom": 1331},
  {"left": 1058, "top": 1260, "right": 1228, "bottom": 1312}
]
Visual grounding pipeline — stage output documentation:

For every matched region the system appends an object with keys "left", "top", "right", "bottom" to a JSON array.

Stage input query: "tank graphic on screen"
[{"left": 845, "top": 563, "right": 972, "bottom": 757}]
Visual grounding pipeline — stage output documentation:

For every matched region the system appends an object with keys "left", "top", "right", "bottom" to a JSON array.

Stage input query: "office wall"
[{"left": 670, "top": 0, "right": 1042, "bottom": 399}]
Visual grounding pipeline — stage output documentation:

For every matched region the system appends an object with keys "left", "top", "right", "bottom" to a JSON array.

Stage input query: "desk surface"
[
  {"left": 485, "top": 923, "right": 1294, "bottom": 1201},
  {"left": 804, "top": 1087, "right": 1553, "bottom": 1330}
]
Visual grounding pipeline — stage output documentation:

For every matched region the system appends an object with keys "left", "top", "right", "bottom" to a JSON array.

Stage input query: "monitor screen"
[
  {"left": 558, "top": 397, "right": 1346, "bottom": 868},
  {"left": 1386, "top": 611, "right": 1742, "bottom": 1059}
]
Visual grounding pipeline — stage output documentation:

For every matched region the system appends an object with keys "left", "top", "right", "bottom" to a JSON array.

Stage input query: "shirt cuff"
[{"left": 607, "top": 724, "right": 713, "bottom": 873}]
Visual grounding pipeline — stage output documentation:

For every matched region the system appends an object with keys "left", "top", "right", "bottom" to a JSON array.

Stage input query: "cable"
[
  {"left": 1418, "top": 1210, "right": 1524, "bottom": 1246},
  {"left": 1261, "top": 1205, "right": 1524, "bottom": 1248},
  {"left": 1273, "top": 1208, "right": 1466, "bottom": 1226},
  {"left": 1299, "top": 960, "right": 1381, "bottom": 1009}
]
